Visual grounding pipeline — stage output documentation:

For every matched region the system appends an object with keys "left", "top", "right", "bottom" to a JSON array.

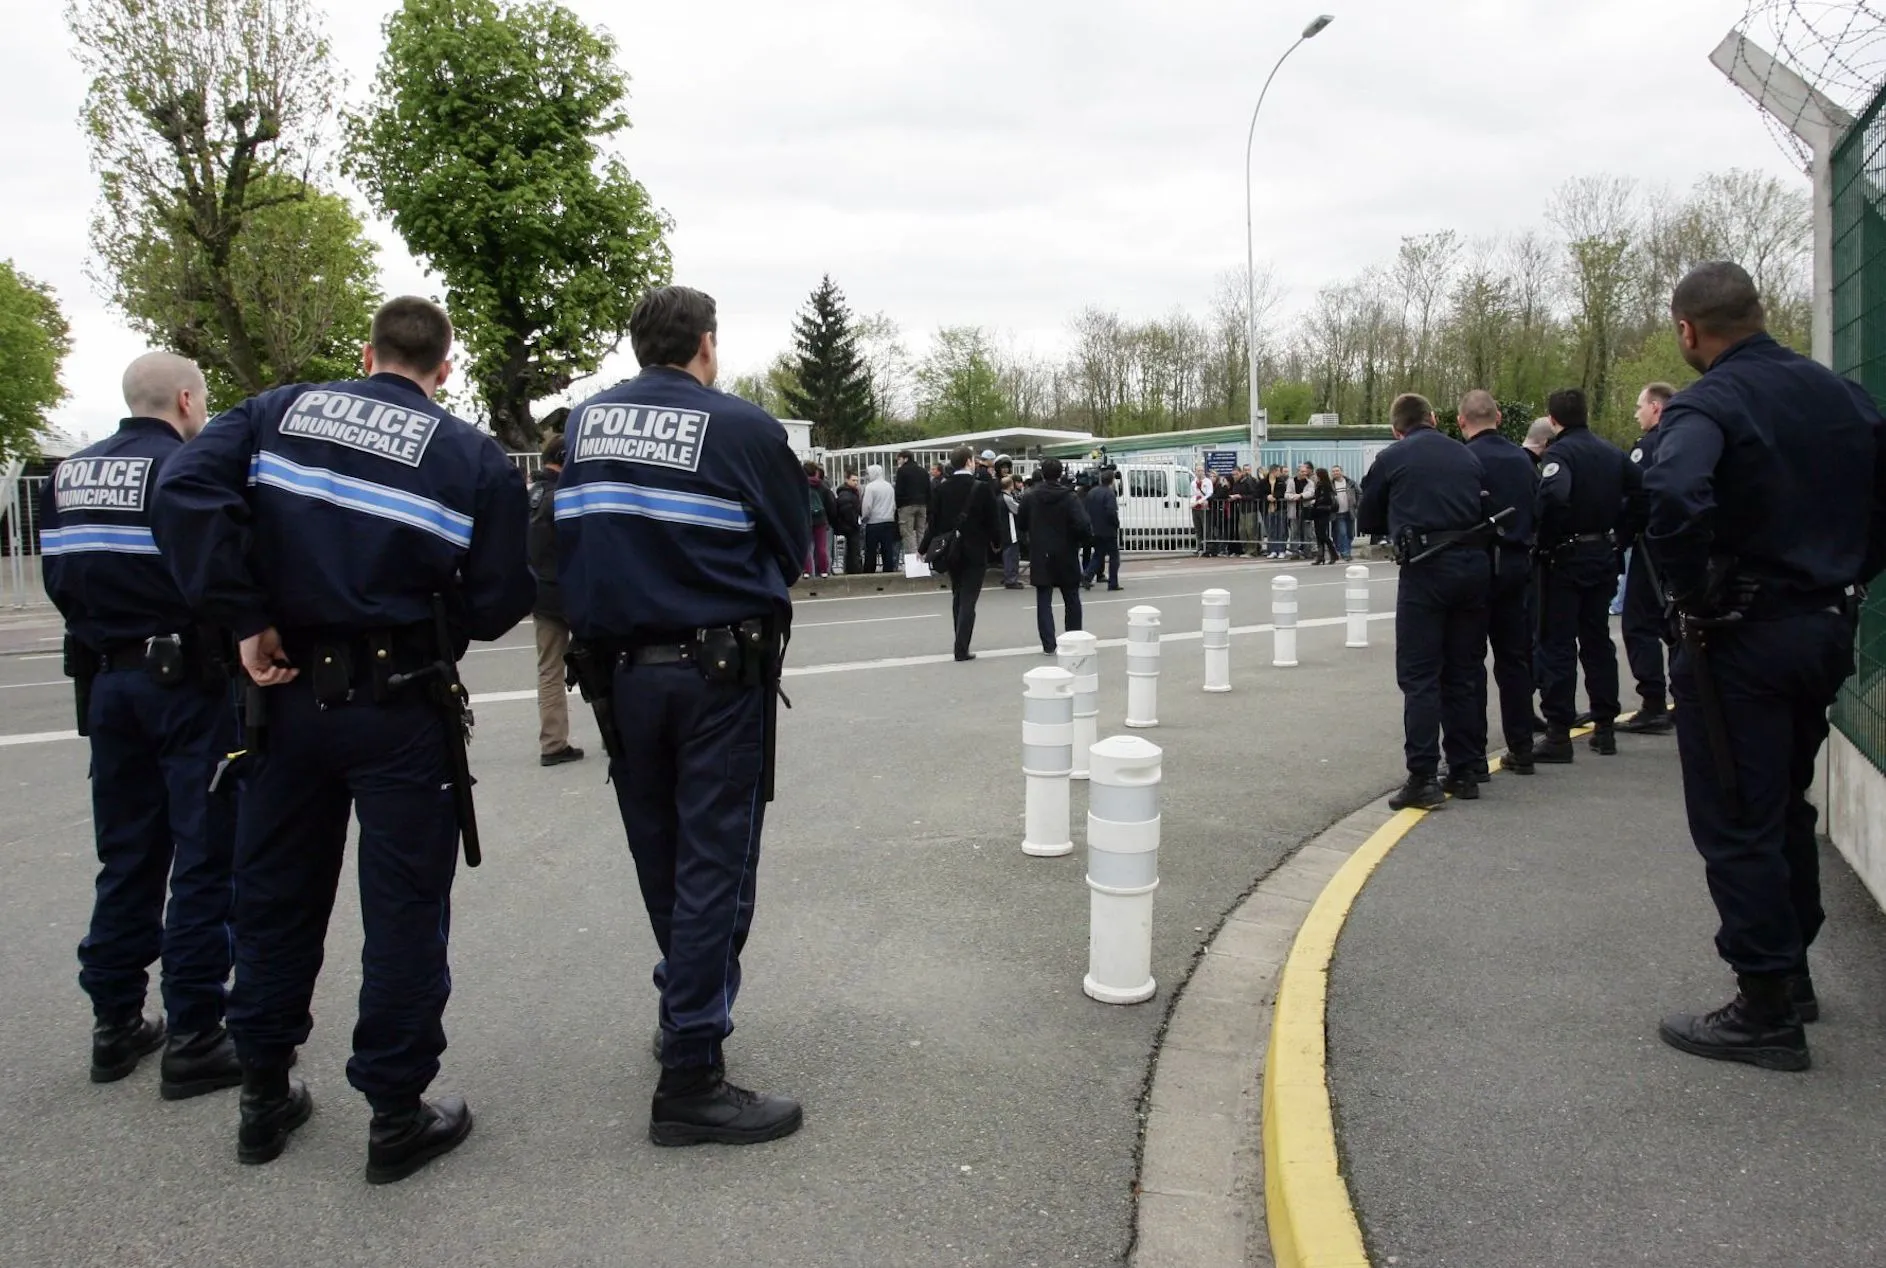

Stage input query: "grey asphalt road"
[
  {"left": 1329, "top": 739, "right": 1886, "bottom": 1268},
  {"left": 0, "top": 557, "right": 1407, "bottom": 1268}
]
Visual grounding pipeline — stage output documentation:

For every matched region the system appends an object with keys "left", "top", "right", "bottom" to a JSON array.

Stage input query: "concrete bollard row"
[
  {"left": 1125, "top": 606, "right": 1161, "bottom": 728},
  {"left": 1346, "top": 564, "right": 1371, "bottom": 648},
  {"left": 1271, "top": 575, "right": 1299, "bottom": 668},
  {"left": 1057, "top": 630, "right": 1099, "bottom": 781},
  {"left": 1020, "top": 667, "right": 1074, "bottom": 857},
  {"left": 1084, "top": 735, "right": 1162, "bottom": 1005},
  {"left": 1201, "top": 588, "right": 1232, "bottom": 693}
]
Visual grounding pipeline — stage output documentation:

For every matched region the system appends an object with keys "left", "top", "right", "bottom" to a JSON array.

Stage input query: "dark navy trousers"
[
  {"left": 80, "top": 669, "right": 235, "bottom": 1032},
  {"left": 225, "top": 682, "right": 458, "bottom": 1111},
  {"left": 1395, "top": 552, "right": 1490, "bottom": 780},
  {"left": 1538, "top": 547, "right": 1621, "bottom": 727},
  {"left": 1486, "top": 552, "right": 1537, "bottom": 757},
  {"left": 1621, "top": 547, "right": 1669, "bottom": 707},
  {"left": 610, "top": 662, "right": 767, "bottom": 1072},
  {"left": 1671, "top": 608, "right": 1853, "bottom": 976}
]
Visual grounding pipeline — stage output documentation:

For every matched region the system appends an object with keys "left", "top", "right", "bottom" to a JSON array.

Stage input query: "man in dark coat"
[
  {"left": 1017, "top": 458, "right": 1094, "bottom": 653},
  {"left": 924, "top": 446, "right": 1005, "bottom": 661},
  {"left": 529, "top": 429, "right": 583, "bottom": 766},
  {"left": 1082, "top": 468, "right": 1122, "bottom": 590}
]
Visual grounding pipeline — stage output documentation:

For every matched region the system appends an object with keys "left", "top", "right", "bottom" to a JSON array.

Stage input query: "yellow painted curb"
[
  {"left": 1262, "top": 805, "right": 1425, "bottom": 1268},
  {"left": 1262, "top": 731, "right": 1604, "bottom": 1267}
]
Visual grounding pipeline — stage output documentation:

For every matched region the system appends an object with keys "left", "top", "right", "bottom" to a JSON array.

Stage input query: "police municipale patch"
[
  {"left": 1630, "top": 450, "right": 1643, "bottom": 463},
  {"left": 1542, "top": 462, "right": 1561, "bottom": 477}
]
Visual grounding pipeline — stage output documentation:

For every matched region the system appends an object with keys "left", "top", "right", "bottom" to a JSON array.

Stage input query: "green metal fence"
[{"left": 1831, "top": 86, "right": 1886, "bottom": 772}]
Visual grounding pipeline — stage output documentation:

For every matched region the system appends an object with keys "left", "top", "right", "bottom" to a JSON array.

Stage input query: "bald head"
[
  {"left": 122, "top": 352, "right": 209, "bottom": 439},
  {"left": 1458, "top": 390, "right": 1500, "bottom": 435},
  {"left": 1672, "top": 261, "right": 1766, "bottom": 373},
  {"left": 1524, "top": 418, "right": 1555, "bottom": 455}
]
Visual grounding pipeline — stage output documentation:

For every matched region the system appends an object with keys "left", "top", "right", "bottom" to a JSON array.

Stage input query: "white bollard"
[
  {"left": 1124, "top": 606, "right": 1161, "bottom": 728},
  {"left": 1057, "top": 630, "right": 1100, "bottom": 781},
  {"left": 1021, "top": 666, "right": 1075, "bottom": 857},
  {"left": 1345, "top": 564, "right": 1371, "bottom": 648},
  {"left": 1084, "top": 736, "right": 1162, "bottom": 1005},
  {"left": 1272, "top": 574, "right": 1299, "bottom": 668},
  {"left": 1201, "top": 588, "right": 1232, "bottom": 693}
]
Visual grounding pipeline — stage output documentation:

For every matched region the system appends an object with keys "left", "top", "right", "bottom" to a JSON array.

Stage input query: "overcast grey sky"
[{"left": 3, "top": 0, "right": 1806, "bottom": 442}]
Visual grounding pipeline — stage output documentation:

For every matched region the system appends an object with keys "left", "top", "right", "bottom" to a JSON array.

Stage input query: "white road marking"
[
  {"left": 0, "top": 680, "right": 66, "bottom": 691},
  {"left": 0, "top": 611, "right": 1399, "bottom": 745}
]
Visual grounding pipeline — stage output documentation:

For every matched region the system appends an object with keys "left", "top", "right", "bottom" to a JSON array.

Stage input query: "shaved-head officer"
[{"left": 41, "top": 350, "right": 245, "bottom": 1101}]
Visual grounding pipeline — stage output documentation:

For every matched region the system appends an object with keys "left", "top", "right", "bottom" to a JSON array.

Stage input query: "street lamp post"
[{"left": 1246, "top": 14, "right": 1334, "bottom": 449}]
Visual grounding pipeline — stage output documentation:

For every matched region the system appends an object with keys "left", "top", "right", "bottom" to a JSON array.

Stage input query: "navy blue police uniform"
[
  {"left": 1465, "top": 427, "right": 1540, "bottom": 767},
  {"left": 1534, "top": 426, "right": 1639, "bottom": 739},
  {"left": 42, "top": 419, "right": 237, "bottom": 1079},
  {"left": 1356, "top": 425, "right": 1492, "bottom": 788},
  {"left": 1620, "top": 423, "right": 1670, "bottom": 718},
  {"left": 555, "top": 367, "right": 809, "bottom": 1079},
  {"left": 151, "top": 373, "right": 533, "bottom": 1115},
  {"left": 1644, "top": 332, "right": 1886, "bottom": 986}
]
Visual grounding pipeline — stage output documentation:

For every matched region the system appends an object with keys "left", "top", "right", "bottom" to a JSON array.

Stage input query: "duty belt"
[
  {"left": 1568, "top": 531, "right": 1613, "bottom": 545},
  {"left": 96, "top": 643, "right": 159, "bottom": 673}
]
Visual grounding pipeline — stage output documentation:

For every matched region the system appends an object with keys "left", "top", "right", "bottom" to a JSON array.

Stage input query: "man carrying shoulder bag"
[{"left": 923, "top": 445, "right": 1003, "bottom": 662}]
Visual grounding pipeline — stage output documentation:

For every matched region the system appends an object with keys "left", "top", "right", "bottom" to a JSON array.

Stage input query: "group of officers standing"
[
  {"left": 1366, "top": 261, "right": 1885, "bottom": 1073},
  {"left": 40, "top": 286, "right": 815, "bottom": 1184}
]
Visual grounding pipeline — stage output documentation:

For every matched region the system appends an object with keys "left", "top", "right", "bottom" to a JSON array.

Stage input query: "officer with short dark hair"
[
  {"left": 1457, "top": 390, "right": 1540, "bottom": 775},
  {"left": 556, "top": 284, "right": 811, "bottom": 1146},
  {"left": 1646, "top": 261, "right": 1886, "bottom": 1072},
  {"left": 1618, "top": 382, "right": 1677, "bottom": 734},
  {"left": 42, "top": 351, "right": 243, "bottom": 1098},
  {"left": 1533, "top": 387, "right": 1639, "bottom": 761},
  {"left": 1357, "top": 392, "right": 1493, "bottom": 809},
  {"left": 153, "top": 296, "right": 535, "bottom": 1180}
]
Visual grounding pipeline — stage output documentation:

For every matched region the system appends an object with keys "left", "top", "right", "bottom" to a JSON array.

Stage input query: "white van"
[{"left": 1012, "top": 461, "right": 1198, "bottom": 552}]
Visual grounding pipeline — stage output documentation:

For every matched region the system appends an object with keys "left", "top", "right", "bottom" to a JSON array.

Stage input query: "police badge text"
[
  {"left": 55, "top": 456, "right": 151, "bottom": 511},
  {"left": 279, "top": 390, "right": 440, "bottom": 467},
  {"left": 572, "top": 404, "right": 709, "bottom": 471}
]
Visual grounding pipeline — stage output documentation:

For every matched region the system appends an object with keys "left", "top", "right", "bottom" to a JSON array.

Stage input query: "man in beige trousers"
[{"left": 527, "top": 433, "right": 583, "bottom": 766}]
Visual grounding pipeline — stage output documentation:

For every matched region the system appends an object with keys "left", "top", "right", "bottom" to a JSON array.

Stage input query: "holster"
[
  {"left": 565, "top": 639, "right": 625, "bottom": 763},
  {"left": 63, "top": 634, "right": 96, "bottom": 738}
]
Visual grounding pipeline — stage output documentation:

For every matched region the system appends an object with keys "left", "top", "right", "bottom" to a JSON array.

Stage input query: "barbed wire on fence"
[{"left": 1736, "top": 1, "right": 1886, "bottom": 164}]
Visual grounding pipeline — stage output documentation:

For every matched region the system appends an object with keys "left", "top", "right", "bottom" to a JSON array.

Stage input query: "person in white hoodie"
[{"left": 860, "top": 463, "right": 899, "bottom": 572}]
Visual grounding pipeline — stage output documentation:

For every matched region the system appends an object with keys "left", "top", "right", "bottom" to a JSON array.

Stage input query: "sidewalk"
[{"left": 1325, "top": 737, "right": 1886, "bottom": 1268}]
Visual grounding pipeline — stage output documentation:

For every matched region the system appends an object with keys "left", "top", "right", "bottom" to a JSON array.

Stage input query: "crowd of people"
[{"left": 1189, "top": 461, "right": 1363, "bottom": 563}]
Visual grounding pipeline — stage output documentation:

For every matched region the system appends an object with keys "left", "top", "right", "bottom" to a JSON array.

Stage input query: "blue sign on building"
[{"left": 1203, "top": 450, "right": 1239, "bottom": 475}]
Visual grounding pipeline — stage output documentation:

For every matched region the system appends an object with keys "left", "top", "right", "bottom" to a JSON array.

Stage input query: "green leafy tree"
[
  {"left": 0, "top": 263, "right": 72, "bottom": 459},
  {"left": 108, "top": 173, "right": 379, "bottom": 408},
  {"left": 348, "top": 0, "right": 672, "bottom": 452},
  {"left": 783, "top": 276, "right": 874, "bottom": 448},
  {"left": 68, "top": 0, "right": 344, "bottom": 396},
  {"left": 915, "top": 327, "right": 1010, "bottom": 434},
  {"left": 1261, "top": 380, "right": 1317, "bottom": 426}
]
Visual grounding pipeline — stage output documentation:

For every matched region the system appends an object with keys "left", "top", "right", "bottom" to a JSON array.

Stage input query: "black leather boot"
[
  {"left": 1588, "top": 723, "right": 1618, "bottom": 755},
  {"left": 1503, "top": 747, "right": 1536, "bottom": 776},
  {"left": 1440, "top": 771, "right": 1480, "bottom": 801},
  {"left": 1657, "top": 974, "right": 1809, "bottom": 1072},
  {"left": 1788, "top": 972, "right": 1820, "bottom": 1023},
  {"left": 91, "top": 1012, "right": 166, "bottom": 1083},
  {"left": 366, "top": 1096, "right": 474, "bottom": 1184},
  {"left": 650, "top": 1066, "right": 803, "bottom": 1147},
  {"left": 1387, "top": 776, "right": 1445, "bottom": 811},
  {"left": 237, "top": 1067, "right": 313, "bottom": 1164},
  {"left": 159, "top": 1026, "right": 243, "bottom": 1101},
  {"left": 1534, "top": 728, "right": 1575, "bottom": 764},
  {"left": 1619, "top": 700, "right": 1674, "bottom": 735}
]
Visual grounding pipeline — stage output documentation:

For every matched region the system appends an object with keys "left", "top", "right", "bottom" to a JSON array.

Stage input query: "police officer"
[
  {"left": 152, "top": 298, "right": 534, "bottom": 1179},
  {"left": 1532, "top": 387, "right": 1639, "bottom": 761},
  {"left": 555, "top": 285, "right": 810, "bottom": 1145},
  {"left": 1457, "top": 390, "right": 1540, "bottom": 775},
  {"left": 1646, "top": 262, "right": 1885, "bottom": 1071},
  {"left": 41, "top": 351, "right": 242, "bottom": 1098},
  {"left": 1617, "top": 383, "right": 1676, "bottom": 734},
  {"left": 1357, "top": 393, "right": 1492, "bottom": 809}
]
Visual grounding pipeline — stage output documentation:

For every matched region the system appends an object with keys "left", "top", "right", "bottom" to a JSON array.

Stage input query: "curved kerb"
[{"left": 1263, "top": 726, "right": 1608, "bottom": 1267}]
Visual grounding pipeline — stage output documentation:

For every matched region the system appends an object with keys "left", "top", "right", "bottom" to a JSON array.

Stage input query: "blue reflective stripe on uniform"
[
  {"left": 40, "top": 525, "right": 161, "bottom": 556},
  {"left": 553, "top": 481, "right": 755, "bottom": 532},
  {"left": 250, "top": 450, "right": 473, "bottom": 548}
]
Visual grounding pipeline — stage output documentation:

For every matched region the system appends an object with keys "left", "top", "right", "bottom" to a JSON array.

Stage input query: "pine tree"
[{"left": 784, "top": 276, "right": 875, "bottom": 448}]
